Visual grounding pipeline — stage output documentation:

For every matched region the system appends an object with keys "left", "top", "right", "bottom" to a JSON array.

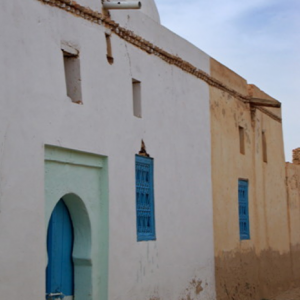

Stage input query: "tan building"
[
  {"left": 286, "top": 148, "right": 300, "bottom": 290},
  {"left": 210, "top": 58, "right": 300, "bottom": 300}
]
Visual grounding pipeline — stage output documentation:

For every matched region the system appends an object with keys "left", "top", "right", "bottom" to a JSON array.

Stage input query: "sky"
[{"left": 154, "top": 0, "right": 300, "bottom": 162}]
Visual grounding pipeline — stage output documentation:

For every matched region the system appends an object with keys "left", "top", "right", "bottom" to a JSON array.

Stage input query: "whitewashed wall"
[{"left": 0, "top": 0, "right": 215, "bottom": 299}]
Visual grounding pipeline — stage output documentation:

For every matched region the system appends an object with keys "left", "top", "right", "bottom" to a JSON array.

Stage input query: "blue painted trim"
[
  {"left": 238, "top": 179, "right": 250, "bottom": 240},
  {"left": 135, "top": 155, "right": 156, "bottom": 241}
]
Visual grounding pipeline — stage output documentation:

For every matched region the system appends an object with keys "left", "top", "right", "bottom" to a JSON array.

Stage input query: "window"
[
  {"left": 262, "top": 130, "right": 267, "bottom": 163},
  {"left": 62, "top": 48, "right": 82, "bottom": 104},
  {"left": 132, "top": 79, "right": 141, "bottom": 118},
  {"left": 238, "top": 179, "right": 250, "bottom": 240},
  {"left": 135, "top": 155, "right": 156, "bottom": 241},
  {"left": 239, "top": 126, "right": 245, "bottom": 154}
]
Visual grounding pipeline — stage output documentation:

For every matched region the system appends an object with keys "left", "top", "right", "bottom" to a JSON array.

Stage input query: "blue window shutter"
[
  {"left": 135, "top": 155, "right": 156, "bottom": 241},
  {"left": 238, "top": 180, "right": 250, "bottom": 240}
]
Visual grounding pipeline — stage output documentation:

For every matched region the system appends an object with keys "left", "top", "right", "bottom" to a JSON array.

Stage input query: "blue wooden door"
[{"left": 46, "top": 199, "right": 74, "bottom": 299}]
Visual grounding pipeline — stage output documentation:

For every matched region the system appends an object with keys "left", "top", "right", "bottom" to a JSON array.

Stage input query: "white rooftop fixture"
[{"left": 103, "top": 1, "right": 141, "bottom": 10}]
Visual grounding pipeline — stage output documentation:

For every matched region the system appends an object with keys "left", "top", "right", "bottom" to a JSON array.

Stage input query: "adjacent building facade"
[{"left": 210, "top": 59, "right": 300, "bottom": 300}]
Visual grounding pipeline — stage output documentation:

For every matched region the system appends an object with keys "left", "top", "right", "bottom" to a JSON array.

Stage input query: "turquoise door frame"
[
  {"left": 45, "top": 145, "right": 109, "bottom": 300},
  {"left": 46, "top": 199, "right": 74, "bottom": 299}
]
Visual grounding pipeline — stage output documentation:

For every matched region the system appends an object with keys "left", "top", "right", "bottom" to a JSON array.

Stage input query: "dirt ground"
[{"left": 271, "top": 287, "right": 300, "bottom": 300}]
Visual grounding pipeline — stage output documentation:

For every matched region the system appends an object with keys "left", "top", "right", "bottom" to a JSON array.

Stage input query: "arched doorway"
[
  {"left": 45, "top": 146, "right": 109, "bottom": 300},
  {"left": 46, "top": 199, "right": 74, "bottom": 299}
]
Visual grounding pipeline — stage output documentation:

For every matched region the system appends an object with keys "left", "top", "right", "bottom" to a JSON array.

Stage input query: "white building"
[{"left": 0, "top": 0, "right": 215, "bottom": 299}]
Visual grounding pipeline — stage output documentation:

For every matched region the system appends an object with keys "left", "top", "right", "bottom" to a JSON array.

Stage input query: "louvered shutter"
[
  {"left": 238, "top": 180, "right": 250, "bottom": 240},
  {"left": 135, "top": 155, "right": 156, "bottom": 241}
]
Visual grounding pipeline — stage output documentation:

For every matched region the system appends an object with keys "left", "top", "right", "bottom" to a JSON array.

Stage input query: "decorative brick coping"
[{"left": 37, "top": 0, "right": 282, "bottom": 123}]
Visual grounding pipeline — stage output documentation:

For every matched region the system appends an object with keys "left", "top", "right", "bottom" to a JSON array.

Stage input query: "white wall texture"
[{"left": 0, "top": 0, "right": 215, "bottom": 299}]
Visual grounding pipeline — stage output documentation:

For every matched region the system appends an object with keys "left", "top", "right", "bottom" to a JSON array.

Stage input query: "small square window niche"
[
  {"left": 62, "top": 45, "right": 82, "bottom": 104},
  {"left": 132, "top": 79, "right": 141, "bottom": 118},
  {"left": 262, "top": 130, "right": 267, "bottom": 163},
  {"left": 239, "top": 126, "right": 245, "bottom": 155}
]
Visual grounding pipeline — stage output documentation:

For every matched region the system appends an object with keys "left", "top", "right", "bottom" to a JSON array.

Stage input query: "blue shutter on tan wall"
[
  {"left": 135, "top": 155, "right": 156, "bottom": 241},
  {"left": 238, "top": 180, "right": 250, "bottom": 240}
]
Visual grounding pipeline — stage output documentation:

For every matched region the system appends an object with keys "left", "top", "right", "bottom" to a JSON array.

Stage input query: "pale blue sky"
[{"left": 155, "top": 0, "right": 299, "bottom": 161}]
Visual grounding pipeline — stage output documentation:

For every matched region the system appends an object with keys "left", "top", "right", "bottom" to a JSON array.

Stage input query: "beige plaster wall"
[
  {"left": 210, "top": 58, "right": 292, "bottom": 300},
  {"left": 286, "top": 154, "right": 300, "bottom": 286}
]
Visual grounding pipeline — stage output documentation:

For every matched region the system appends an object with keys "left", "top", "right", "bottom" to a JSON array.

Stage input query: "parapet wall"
[{"left": 293, "top": 148, "right": 300, "bottom": 165}]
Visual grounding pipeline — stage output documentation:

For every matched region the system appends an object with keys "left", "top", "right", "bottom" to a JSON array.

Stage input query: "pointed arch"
[{"left": 46, "top": 193, "right": 92, "bottom": 300}]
